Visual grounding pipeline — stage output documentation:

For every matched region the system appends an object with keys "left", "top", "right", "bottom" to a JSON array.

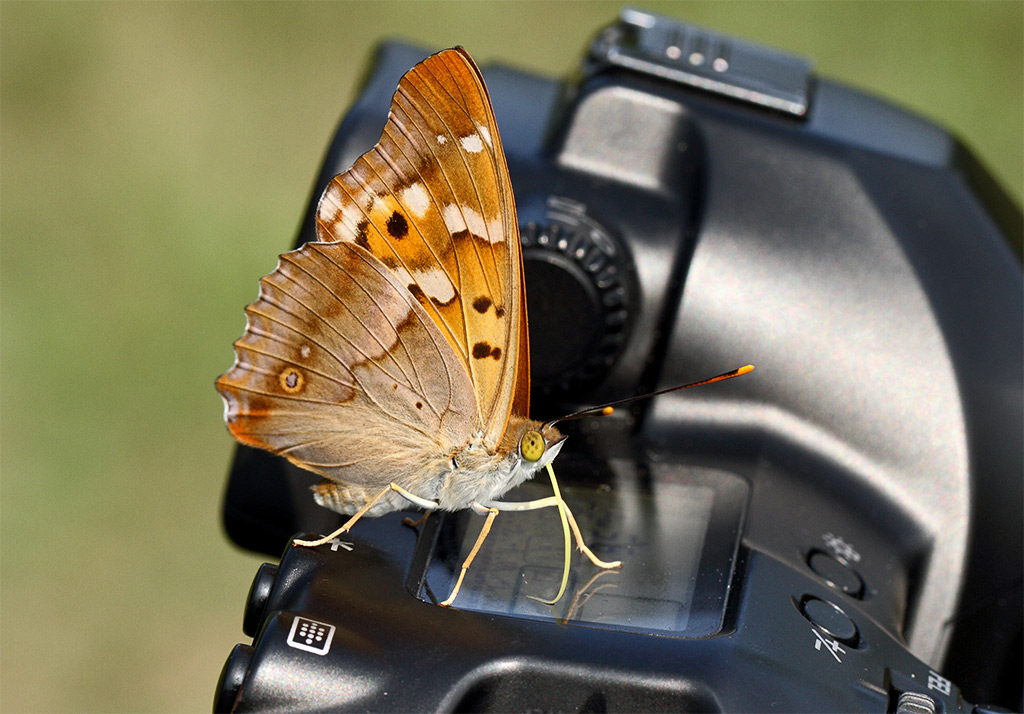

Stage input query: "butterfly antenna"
[{"left": 544, "top": 364, "right": 754, "bottom": 429}]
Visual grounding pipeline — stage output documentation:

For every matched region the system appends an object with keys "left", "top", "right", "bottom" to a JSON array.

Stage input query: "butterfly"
[{"left": 216, "top": 47, "right": 752, "bottom": 608}]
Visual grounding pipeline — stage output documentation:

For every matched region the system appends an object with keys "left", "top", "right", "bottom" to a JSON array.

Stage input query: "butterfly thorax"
[{"left": 436, "top": 418, "right": 562, "bottom": 511}]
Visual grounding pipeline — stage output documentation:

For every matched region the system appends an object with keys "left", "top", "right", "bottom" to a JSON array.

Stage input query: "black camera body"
[{"left": 216, "top": 9, "right": 1022, "bottom": 712}]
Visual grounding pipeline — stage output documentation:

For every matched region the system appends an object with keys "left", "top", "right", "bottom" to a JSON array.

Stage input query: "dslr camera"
[{"left": 215, "top": 9, "right": 1022, "bottom": 712}]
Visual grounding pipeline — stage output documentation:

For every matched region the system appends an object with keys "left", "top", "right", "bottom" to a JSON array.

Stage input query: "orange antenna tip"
[
  {"left": 601, "top": 406, "right": 614, "bottom": 416},
  {"left": 738, "top": 364, "right": 755, "bottom": 375}
]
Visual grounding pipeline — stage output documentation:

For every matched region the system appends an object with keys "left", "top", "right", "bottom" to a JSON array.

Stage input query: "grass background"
[{"left": 1, "top": 1, "right": 1020, "bottom": 711}]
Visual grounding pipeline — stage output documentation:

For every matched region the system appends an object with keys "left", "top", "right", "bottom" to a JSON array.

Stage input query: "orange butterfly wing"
[
  {"left": 216, "top": 240, "right": 477, "bottom": 485},
  {"left": 315, "top": 47, "right": 530, "bottom": 444}
]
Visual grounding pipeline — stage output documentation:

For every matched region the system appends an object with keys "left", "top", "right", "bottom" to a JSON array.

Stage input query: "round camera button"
[
  {"left": 808, "top": 550, "right": 865, "bottom": 598},
  {"left": 215, "top": 643, "right": 254, "bottom": 713},
  {"left": 800, "top": 596, "right": 859, "bottom": 644},
  {"left": 243, "top": 562, "right": 278, "bottom": 638}
]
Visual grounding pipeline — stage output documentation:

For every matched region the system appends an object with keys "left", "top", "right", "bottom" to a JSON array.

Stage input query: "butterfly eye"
[{"left": 520, "top": 430, "right": 546, "bottom": 462}]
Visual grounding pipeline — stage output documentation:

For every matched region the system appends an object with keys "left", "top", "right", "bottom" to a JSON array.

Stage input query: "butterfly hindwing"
[
  {"left": 315, "top": 48, "right": 527, "bottom": 444},
  {"left": 216, "top": 240, "right": 477, "bottom": 486}
]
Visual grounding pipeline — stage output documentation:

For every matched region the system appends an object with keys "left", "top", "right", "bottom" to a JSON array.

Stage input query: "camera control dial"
[{"left": 520, "top": 198, "right": 635, "bottom": 401}]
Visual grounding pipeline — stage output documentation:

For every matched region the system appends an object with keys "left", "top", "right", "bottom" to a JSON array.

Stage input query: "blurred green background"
[{"left": 1, "top": 1, "right": 1020, "bottom": 711}]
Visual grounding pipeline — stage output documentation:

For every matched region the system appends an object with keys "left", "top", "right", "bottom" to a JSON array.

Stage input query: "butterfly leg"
[
  {"left": 561, "top": 503, "right": 622, "bottom": 570},
  {"left": 484, "top": 497, "right": 622, "bottom": 569},
  {"left": 438, "top": 503, "right": 499, "bottom": 607},
  {"left": 402, "top": 511, "right": 431, "bottom": 528},
  {"left": 380, "top": 483, "right": 435, "bottom": 526},
  {"left": 294, "top": 482, "right": 439, "bottom": 547}
]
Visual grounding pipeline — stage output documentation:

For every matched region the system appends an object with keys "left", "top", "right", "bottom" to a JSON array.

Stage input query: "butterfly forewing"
[
  {"left": 216, "top": 240, "right": 476, "bottom": 484},
  {"left": 315, "top": 48, "right": 527, "bottom": 443}
]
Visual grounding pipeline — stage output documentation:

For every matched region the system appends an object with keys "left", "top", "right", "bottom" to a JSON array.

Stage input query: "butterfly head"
[{"left": 519, "top": 424, "right": 565, "bottom": 470}]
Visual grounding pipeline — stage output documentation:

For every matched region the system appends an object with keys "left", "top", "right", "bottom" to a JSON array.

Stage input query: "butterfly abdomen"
[{"left": 312, "top": 480, "right": 407, "bottom": 517}]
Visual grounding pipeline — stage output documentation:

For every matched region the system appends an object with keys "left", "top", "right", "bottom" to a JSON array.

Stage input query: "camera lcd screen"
[{"left": 412, "top": 460, "right": 748, "bottom": 637}]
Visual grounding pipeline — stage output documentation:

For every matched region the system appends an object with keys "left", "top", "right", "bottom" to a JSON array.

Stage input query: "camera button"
[
  {"left": 807, "top": 550, "right": 865, "bottom": 598},
  {"left": 895, "top": 691, "right": 937, "bottom": 714},
  {"left": 800, "top": 596, "right": 859, "bottom": 644},
  {"left": 243, "top": 562, "right": 278, "bottom": 638},
  {"left": 215, "top": 643, "right": 253, "bottom": 713}
]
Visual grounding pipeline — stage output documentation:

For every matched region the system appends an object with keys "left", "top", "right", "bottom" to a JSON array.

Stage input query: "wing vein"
[{"left": 311, "top": 243, "right": 455, "bottom": 425}]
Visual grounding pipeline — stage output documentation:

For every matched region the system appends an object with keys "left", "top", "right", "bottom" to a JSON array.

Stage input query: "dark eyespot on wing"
[
  {"left": 472, "top": 341, "right": 502, "bottom": 360},
  {"left": 278, "top": 367, "right": 305, "bottom": 394},
  {"left": 472, "top": 296, "right": 492, "bottom": 313},
  {"left": 407, "top": 283, "right": 426, "bottom": 302},
  {"left": 386, "top": 211, "right": 409, "bottom": 239}
]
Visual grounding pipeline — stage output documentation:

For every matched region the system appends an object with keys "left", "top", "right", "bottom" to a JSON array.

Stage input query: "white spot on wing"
[
  {"left": 369, "top": 194, "right": 387, "bottom": 218},
  {"left": 414, "top": 266, "right": 456, "bottom": 303},
  {"left": 488, "top": 216, "right": 503, "bottom": 242},
  {"left": 441, "top": 204, "right": 462, "bottom": 233},
  {"left": 436, "top": 134, "right": 447, "bottom": 145},
  {"left": 318, "top": 184, "right": 367, "bottom": 243},
  {"left": 442, "top": 204, "right": 499, "bottom": 243},
  {"left": 343, "top": 203, "right": 365, "bottom": 237},
  {"left": 393, "top": 264, "right": 414, "bottom": 289},
  {"left": 401, "top": 182, "right": 430, "bottom": 219},
  {"left": 317, "top": 184, "right": 342, "bottom": 225},
  {"left": 300, "top": 345, "right": 311, "bottom": 358},
  {"left": 460, "top": 133, "right": 483, "bottom": 154},
  {"left": 394, "top": 261, "right": 455, "bottom": 304},
  {"left": 477, "top": 124, "right": 492, "bottom": 147}
]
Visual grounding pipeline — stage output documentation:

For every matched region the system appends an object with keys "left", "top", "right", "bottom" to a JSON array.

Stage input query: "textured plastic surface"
[{"left": 221, "top": 522, "right": 971, "bottom": 713}]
